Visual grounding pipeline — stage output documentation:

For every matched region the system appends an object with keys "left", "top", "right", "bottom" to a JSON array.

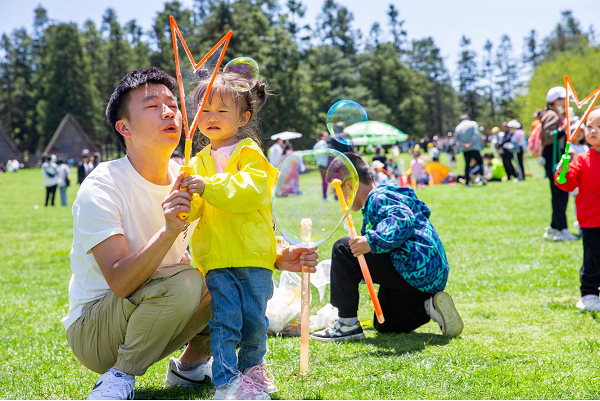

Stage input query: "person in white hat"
[{"left": 540, "top": 86, "right": 577, "bottom": 242}]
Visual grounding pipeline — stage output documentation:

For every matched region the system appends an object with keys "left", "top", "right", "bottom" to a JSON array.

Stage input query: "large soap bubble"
[
  {"left": 326, "top": 100, "right": 368, "bottom": 146},
  {"left": 224, "top": 57, "right": 259, "bottom": 92},
  {"left": 272, "top": 149, "right": 359, "bottom": 246}
]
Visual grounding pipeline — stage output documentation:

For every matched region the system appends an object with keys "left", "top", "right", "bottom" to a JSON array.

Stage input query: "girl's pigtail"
[{"left": 252, "top": 79, "right": 269, "bottom": 113}]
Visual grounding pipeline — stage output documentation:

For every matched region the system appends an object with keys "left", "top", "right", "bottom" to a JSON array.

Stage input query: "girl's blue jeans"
[{"left": 205, "top": 267, "right": 273, "bottom": 388}]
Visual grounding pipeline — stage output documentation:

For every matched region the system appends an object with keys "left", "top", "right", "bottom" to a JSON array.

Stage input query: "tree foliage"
[{"left": 0, "top": 2, "right": 595, "bottom": 153}]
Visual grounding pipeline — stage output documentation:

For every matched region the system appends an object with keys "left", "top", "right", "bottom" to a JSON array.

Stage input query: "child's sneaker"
[
  {"left": 425, "top": 292, "right": 464, "bottom": 338},
  {"left": 213, "top": 374, "right": 270, "bottom": 400},
  {"left": 87, "top": 368, "right": 135, "bottom": 400},
  {"left": 543, "top": 226, "right": 559, "bottom": 239},
  {"left": 311, "top": 319, "right": 366, "bottom": 342},
  {"left": 576, "top": 294, "right": 600, "bottom": 312},
  {"left": 244, "top": 364, "right": 277, "bottom": 393},
  {"left": 164, "top": 356, "right": 212, "bottom": 388},
  {"left": 553, "top": 229, "right": 578, "bottom": 242}
]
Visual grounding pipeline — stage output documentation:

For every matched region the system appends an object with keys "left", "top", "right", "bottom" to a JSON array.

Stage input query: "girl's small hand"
[{"left": 181, "top": 175, "right": 206, "bottom": 196}]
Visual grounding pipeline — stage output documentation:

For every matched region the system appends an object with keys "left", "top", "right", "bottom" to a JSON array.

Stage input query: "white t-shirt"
[
  {"left": 268, "top": 143, "right": 283, "bottom": 167},
  {"left": 62, "top": 156, "right": 197, "bottom": 330}
]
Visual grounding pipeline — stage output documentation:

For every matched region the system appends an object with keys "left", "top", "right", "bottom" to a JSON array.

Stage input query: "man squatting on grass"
[
  {"left": 62, "top": 67, "right": 319, "bottom": 400},
  {"left": 312, "top": 153, "right": 464, "bottom": 342}
]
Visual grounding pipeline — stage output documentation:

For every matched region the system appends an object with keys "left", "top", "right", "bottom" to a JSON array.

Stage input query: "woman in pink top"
[{"left": 409, "top": 151, "right": 428, "bottom": 185}]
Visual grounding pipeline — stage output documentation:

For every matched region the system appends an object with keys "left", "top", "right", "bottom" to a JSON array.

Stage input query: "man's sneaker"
[
  {"left": 164, "top": 356, "right": 212, "bottom": 388},
  {"left": 543, "top": 227, "right": 559, "bottom": 239},
  {"left": 311, "top": 319, "right": 366, "bottom": 342},
  {"left": 553, "top": 229, "right": 578, "bottom": 242},
  {"left": 426, "top": 292, "right": 464, "bottom": 338},
  {"left": 87, "top": 368, "right": 135, "bottom": 400},
  {"left": 244, "top": 364, "right": 277, "bottom": 394},
  {"left": 213, "top": 374, "right": 270, "bottom": 400},
  {"left": 576, "top": 294, "right": 600, "bottom": 312}
]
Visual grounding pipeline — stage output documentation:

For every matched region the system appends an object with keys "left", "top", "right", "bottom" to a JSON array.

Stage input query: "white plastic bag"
[
  {"left": 266, "top": 271, "right": 301, "bottom": 335},
  {"left": 311, "top": 259, "right": 332, "bottom": 301},
  {"left": 309, "top": 303, "right": 339, "bottom": 333}
]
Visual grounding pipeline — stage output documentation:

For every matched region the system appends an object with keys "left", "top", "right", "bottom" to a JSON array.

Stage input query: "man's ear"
[
  {"left": 239, "top": 111, "right": 251, "bottom": 127},
  {"left": 115, "top": 120, "right": 132, "bottom": 141}
]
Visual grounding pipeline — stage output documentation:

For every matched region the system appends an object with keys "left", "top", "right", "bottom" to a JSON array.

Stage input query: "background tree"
[{"left": 456, "top": 36, "right": 480, "bottom": 120}]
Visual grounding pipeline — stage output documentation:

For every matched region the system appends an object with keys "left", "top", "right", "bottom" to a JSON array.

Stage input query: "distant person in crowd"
[
  {"left": 457, "top": 157, "right": 486, "bottom": 186},
  {"left": 372, "top": 147, "right": 388, "bottom": 170},
  {"left": 10, "top": 159, "right": 20, "bottom": 172},
  {"left": 409, "top": 150, "right": 428, "bottom": 186},
  {"left": 508, "top": 120, "right": 527, "bottom": 180},
  {"left": 497, "top": 122, "right": 518, "bottom": 181},
  {"left": 483, "top": 153, "right": 507, "bottom": 182},
  {"left": 268, "top": 138, "right": 284, "bottom": 167},
  {"left": 276, "top": 144, "right": 302, "bottom": 196},
  {"left": 77, "top": 152, "right": 91, "bottom": 184},
  {"left": 510, "top": 120, "right": 527, "bottom": 174},
  {"left": 312, "top": 152, "right": 463, "bottom": 342},
  {"left": 57, "top": 159, "right": 71, "bottom": 207},
  {"left": 0, "top": 162, "right": 6, "bottom": 173},
  {"left": 541, "top": 86, "right": 577, "bottom": 242},
  {"left": 428, "top": 143, "right": 440, "bottom": 162},
  {"left": 455, "top": 114, "right": 483, "bottom": 185},
  {"left": 555, "top": 107, "right": 600, "bottom": 311},
  {"left": 91, "top": 152, "right": 102, "bottom": 169},
  {"left": 314, "top": 131, "right": 332, "bottom": 201},
  {"left": 41, "top": 155, "right": 59, "bottom": 207}
]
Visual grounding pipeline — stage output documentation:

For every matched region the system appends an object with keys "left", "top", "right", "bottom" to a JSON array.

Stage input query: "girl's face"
[
  {"left": 585, "top": 110, "right": 600, "bottom": 149},
  {"left": 198, "top": 92, "right": 250, "bottom": 146}
]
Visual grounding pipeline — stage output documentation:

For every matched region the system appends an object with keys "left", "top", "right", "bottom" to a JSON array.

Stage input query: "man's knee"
[{"left": 159, "top": 268, "right": 204, "bottom": 316}]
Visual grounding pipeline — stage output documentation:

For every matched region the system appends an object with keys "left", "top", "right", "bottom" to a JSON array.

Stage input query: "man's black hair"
[
  {"left": 483, "top": 152, "right": 494, "bottom": 159},
  {"left": 105, "top": 67, "right": 177, "bottom": 149},
  {"left": 344, "top": 152, "right": 376, "bottom": 184}
]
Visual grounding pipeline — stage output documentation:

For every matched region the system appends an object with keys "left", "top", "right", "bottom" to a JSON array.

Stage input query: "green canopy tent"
[{"left": 341, "top": 121, "right": 408, "bottom": 146}]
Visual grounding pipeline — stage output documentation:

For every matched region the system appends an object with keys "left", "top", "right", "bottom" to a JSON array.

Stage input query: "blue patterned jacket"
[{"left": 361, "top": 185, "right": 449, "bottom": 294}]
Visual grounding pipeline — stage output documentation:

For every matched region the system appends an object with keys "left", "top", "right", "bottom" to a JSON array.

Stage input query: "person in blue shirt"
[{"left": 312, "top": 153, "right": 463, "bottom": 342}]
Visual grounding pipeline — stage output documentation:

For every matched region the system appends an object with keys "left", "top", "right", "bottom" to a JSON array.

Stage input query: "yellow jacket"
[{"left": 188, "top": 138, "right": 278, "bottom": 275}]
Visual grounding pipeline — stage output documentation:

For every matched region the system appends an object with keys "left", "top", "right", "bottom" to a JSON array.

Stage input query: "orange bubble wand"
[
  {"left": 170, "top": 16, "right": 232, "bottom": 219},
  {"left": 331, "top": 179, "right": 384, "bottom": 324},
  {"left": 557, "top": 75, "right": 600, "bottom": 184}
]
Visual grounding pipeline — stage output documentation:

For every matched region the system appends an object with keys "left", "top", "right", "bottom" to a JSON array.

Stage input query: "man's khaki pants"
[{"left": 67, "top": 264, "right": 211, "bottom": 376}]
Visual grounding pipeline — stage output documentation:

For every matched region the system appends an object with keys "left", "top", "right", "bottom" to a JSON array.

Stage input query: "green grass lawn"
[{"left": 1, "top": 156, "right": 599, "bottom": 399}]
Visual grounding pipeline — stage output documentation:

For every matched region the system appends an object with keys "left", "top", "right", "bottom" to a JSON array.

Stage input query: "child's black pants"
[
  {"left": 581, "top": 228, "right": 600, "bottom": 297},
  {"left": 330, "top": 238, "right": 432, "bottom": 333}
]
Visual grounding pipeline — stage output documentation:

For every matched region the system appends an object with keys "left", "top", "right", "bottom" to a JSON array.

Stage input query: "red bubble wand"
[{"left": 170, "top": 16, "right": 232, "bottom": 219}]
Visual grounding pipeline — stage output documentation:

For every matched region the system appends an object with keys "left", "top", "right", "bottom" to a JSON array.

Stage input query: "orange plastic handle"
[{"left": 331, "top": 179, "right": 385, "bottom": 324}]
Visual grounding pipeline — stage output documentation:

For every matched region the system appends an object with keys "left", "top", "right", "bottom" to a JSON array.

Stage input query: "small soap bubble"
[
  {"left": 223, "top": 57, "right": 259, "bottom": 92},
  {"left": 326, "top": 100, "right": 368, "bottom": 145}
]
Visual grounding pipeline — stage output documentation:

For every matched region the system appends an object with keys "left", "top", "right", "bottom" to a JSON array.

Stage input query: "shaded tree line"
[{"left": 0, "top": 1, "right": 595, "bottom": 154}]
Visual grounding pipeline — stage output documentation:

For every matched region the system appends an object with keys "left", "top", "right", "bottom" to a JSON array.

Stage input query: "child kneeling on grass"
[
  {"left": 312, "top": 153, "right": 463, "bottom": 342},
  {"left": 555, "top": 107, "right": 600, "bottom": 312}
]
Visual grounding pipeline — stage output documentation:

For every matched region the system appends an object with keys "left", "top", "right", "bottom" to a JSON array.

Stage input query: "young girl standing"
[{"left": 181, "top": 73, "right": 278, "bottom": 400}]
